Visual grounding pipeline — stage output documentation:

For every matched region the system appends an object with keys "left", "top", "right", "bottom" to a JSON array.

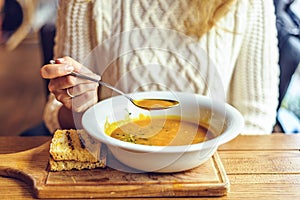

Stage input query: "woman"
[{"left": 41, "top": 0, "right": 279, "bottom": 134}]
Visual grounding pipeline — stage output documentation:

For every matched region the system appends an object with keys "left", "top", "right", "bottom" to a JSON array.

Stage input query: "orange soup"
[{"left": 109, "top": 116, "right": 214, "bottom": 146}]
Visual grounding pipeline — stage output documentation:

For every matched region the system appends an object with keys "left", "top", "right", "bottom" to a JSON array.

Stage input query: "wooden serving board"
[{"left": 0, "top": 141, "right": 229, "bottom": 199}]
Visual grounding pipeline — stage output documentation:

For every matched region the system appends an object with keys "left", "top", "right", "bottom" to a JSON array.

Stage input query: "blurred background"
[
  {"left": 0, "top": 0, "right": 56, "bottom": 136},
  {"left": 0, "top": 0, "right": 299, "bottom": 136}
]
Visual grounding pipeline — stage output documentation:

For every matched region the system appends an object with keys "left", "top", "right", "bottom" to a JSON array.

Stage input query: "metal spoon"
[
  {"left": 70, "top": 72, "right": 179, "bottom": 110},
  {"left": 49, "top": 61, "right": 179, "bottom": 110}
]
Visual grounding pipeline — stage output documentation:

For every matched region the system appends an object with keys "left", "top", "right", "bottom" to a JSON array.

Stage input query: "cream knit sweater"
[{"left": 44, "top": 0, "right": 279, "bottom": 134}]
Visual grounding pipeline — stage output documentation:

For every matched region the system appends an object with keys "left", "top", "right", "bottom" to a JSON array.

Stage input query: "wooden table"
[{"left": 0, "top": 134, "right": 300, "bottom": 199}]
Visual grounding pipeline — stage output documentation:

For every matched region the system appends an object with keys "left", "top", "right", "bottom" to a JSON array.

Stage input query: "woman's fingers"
[
  {"left": 54, "top": 56, "right": 84, "bottom": 71},
  {"left": 41, "top": 63, "right": 74, "bottom": 79},
  {"left": 52, "top": 87, "right": 98, "bottom": 112},
  {"left": 41, "top": 56, "right": 100, "bottom": 82},
  {"left": 49, "top": 74, "right": 98, "bottom": 112},
  {"left": 40, "top": 56, "right": 82, "bottom": 79},
  {"left": 55, "top": 56, "right": 100, "bottom": 80},
  {"left": 49, "top": 76, "right": 98, "bottom": 96},
  {"left": 41, "top": 56, "right": 99, "bottom": 112},
  {"left": 65, "top": 82, "right": 98, "bottom": 97},
  {"left": 48, "top": 74, "right": 91, "bottom": 92}
]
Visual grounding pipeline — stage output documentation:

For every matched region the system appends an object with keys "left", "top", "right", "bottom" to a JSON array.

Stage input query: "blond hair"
[{"left": 185, "top": 0, "right": 236, "bottom": 38}]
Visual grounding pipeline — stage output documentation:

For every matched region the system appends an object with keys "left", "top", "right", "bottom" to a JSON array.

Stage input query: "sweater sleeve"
[
  {"left": 43, "top": 0, "right": 98, "bottom": 133},
  {"left": 228, "top": 0, "right": 280, "bottom": 134}
]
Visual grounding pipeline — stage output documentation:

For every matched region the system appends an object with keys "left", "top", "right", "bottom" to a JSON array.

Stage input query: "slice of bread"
[
  {"left": 49, "top": 129, "right": 106, "bottom": 171},
  {"left": 49, "top": 157, "right": 106, "bottom": 171}
]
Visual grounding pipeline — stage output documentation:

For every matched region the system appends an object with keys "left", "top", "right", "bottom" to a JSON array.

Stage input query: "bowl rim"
[{"left": 82, "top": 91, "right": 244, "bottom": 153}]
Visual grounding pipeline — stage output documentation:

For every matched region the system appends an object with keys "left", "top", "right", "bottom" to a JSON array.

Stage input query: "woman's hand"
[{"left": 40, "top": 56, "right": 100, "bottom": 113}]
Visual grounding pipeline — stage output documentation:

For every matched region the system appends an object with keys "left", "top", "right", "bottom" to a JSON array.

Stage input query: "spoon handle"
[
  {"left": 70, "top": 72, "right": 129, "bottom": 98},
  {"left": 70, "top": 72, "right": 99, "bottom": 83}
]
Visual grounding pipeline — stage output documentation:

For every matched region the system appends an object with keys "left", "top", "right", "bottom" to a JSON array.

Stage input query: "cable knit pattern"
[
  {"left": 44, "top": 0, "right": 279, "bottom": 134},
  {"left": 54, "top": 0, "right": 97, "bottom": 62},
  {"left": 228, "top": 0, "right": 279, "bottom": 133}
]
